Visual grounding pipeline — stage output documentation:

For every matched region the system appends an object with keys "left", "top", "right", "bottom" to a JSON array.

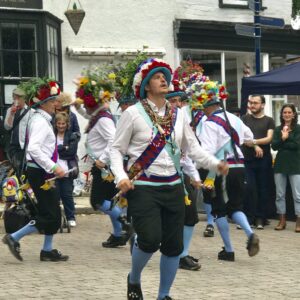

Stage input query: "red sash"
[{"left": 128, "top": 105, "right": 178, "bottom": 179}]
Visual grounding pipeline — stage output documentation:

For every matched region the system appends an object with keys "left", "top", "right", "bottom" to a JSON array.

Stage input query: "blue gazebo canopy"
[{"left": 241, "top": 61, "right": 300, "bottom": 114}]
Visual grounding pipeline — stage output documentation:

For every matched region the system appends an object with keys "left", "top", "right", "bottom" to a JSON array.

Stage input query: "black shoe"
[
  {"left": 179, "top": 255, "right": 201, "bottom": 271},
  {"left": 159, "top": 297, "right": 173, "bottom": 300},
  {"left": 2, "top": 234, "right": 23, "bottom": 261},
  {"left": 218, "top": 247, "right": 235, "bottom": 262},
  {"left": 118, "top": 215, "right": 132, "bottom": 232},
  {"left": 247, "top": 233, "right": 259, "bottom": 257},
  {"left": 40, "top": 249, "right": 69, "bottom": 262},
  {"left": 102, "top": 234, "right": 126, "bottom": 248},
  {"left": 203, "top": 224, "right": 214, "bottom": 237},
  {"left": 127, "top": 274, "right": 143, "bottom": 300}
]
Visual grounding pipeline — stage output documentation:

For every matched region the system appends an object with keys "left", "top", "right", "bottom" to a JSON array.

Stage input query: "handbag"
[{"left": 3, "top": 203, "right": 30, "bottom": 233}]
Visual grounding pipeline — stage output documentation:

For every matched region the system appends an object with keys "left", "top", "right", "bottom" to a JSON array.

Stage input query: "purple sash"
[
  {"left": 85, "top": 110, "right": 113, "bottom": 133},
  {"left": 206, "top": 115, "right": 240, "bottom": 146},
  {"left": 190, "top": 110, "right": 205, "bottom": 131}
]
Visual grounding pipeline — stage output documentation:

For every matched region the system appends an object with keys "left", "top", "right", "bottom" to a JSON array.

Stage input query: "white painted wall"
[
  {"left": 42, "top": 0, "right": 292, "bottom": 154},
  {"left": 43, "top": 0, "right": 293, "bottom": 95}
]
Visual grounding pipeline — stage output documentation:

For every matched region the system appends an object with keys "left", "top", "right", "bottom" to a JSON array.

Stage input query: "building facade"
[{"left": 0, "top": 0, "right": 299, "bottom": 122}]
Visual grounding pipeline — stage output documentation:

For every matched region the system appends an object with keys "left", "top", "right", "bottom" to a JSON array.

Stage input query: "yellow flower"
[
  {"left": 79, "top": 77, "right": 89, "bottom": 86},
  {"left": 108, "top": 73, "right": 116, "bottom": 80},
  {"left": 75, "top": 98, "right": 84, "bottom": 105},
  {"left": 100, "top": 90, "right": 112, "bottom": 100},
  {"left": 122, "top": 78, "right": 128, "bottom": 86}
]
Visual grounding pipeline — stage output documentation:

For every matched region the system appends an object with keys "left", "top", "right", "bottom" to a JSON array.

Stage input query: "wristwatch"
[{"left": 253, "top": 139, "right": 257, "bottom": 146}]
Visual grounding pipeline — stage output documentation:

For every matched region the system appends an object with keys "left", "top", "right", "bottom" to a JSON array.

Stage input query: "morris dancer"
[
  {"left": 197, "top": 79, "right": 260, "bottom": 261},
  {"left": 110, "top": 57, "right": 228, "bottom": 300},
  {"left": 74, "top": 70, "right": 131, "bottom": 248},
  {"left": 2, "top": 78, "right": 69, "bottom": 262},
  {"left": 166, "top": 79, "right": 201, "bottom": 271}
]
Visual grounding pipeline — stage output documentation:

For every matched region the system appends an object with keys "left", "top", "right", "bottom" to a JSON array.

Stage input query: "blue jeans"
[
  {"left": 244, "top": 155, "right": 272, "bottom": 223},
  {"left": 274, "top": 173, "right": 300, "bottom": 216},
  {"left": 57, "top": 177, "right": 76, "bottom": 221}
]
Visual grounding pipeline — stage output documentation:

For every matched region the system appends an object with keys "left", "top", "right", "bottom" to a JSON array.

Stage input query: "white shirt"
[
  {"left": 4, "top": 105, "right": 33, "bottom": 149},
  {"left": 110, "top": 99, "right": 220, "bottom": 184},
  {"left": 181, "top": 155, "right": 200, "bottom": 182},
  {"left": 26, "top": 109, "right": 56, "bottom": 173},
  {"left": 200, "top": 110, "right": 253, "bottom": 160},
  {"left": 86, "top": 115, "right": 116, "bottom": 165}
]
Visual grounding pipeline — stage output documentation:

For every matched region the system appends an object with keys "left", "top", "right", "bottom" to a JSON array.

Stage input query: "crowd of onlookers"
[
  {"left": 0, "top": 89, "right": 80, "bottom": 228},
  {"left": 1, "top": 89, "right": 300, "bottom": 232}
]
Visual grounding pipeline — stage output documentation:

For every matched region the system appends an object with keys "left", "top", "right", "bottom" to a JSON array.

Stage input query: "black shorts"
[
  {"left": 183, "top": 174, "right": 199, "bottom": 226},
  {"left": 27, "top": 167, "right": 61, "bottom": 235},
  {"left": 212, "top": 167, "right": 245, "bottom": 218},
  {"left": 127, "top": 183, "right": 185, "bottom": 257},
  {"left": 90, "top": 166, "right": 118, "bottom": 210}
]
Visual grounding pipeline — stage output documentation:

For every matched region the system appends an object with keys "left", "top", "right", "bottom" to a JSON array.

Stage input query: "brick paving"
[{"left": 1, "top": 200, "right": 300, "bottom": 299}]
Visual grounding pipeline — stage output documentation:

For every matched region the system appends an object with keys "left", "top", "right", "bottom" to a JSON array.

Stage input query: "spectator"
[
  {"left": 242, "top": 95, "right": 275, "bottom": 229},
  {"left": 55, "top": 92, "right": 80, "bottom": 133},
  {"left": 4, "top": 87, "right": 32, "bottom": 175},
  {"left": 55, "top": 112, "right": 80, "bottom": 227},
  {"left": 271, "top": 103, "right": 300, "bottom": 232}
]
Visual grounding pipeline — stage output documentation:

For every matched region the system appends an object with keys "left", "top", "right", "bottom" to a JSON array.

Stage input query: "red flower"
[
  {"left": 76, "top": 88, "right": 85, "bottom": 98},
  {"left": 38, "top": 86, "right": 51, "bottom": 101},
  {"left": 84, "top": 94, "right": 97, "bottom": 108}
]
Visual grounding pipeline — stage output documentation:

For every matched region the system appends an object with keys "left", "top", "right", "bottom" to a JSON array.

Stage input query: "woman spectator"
[
  {"left": 55, "top": 92, "right": 80, "bottom": 133},
  {"left": 55, "top": 112, "right": 80, "bottom": 227},
  {"left": 272, "top": 103, "right": 300, "bottom": 232}
]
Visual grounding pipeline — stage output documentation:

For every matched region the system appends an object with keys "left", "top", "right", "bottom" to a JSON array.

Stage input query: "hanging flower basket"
[{"left": 65, "top": 9, "right": 85, "bottom": 35}]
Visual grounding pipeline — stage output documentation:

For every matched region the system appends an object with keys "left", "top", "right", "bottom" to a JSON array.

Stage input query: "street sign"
[
  {"left": 248, "top": 0, "right": 261, "bottom": 12},
  {"left": 235, "top": 24, "right": 256, "bottom": 37},
  {"left": 258, "top": 16, "right": 285, "bottom": 28}
]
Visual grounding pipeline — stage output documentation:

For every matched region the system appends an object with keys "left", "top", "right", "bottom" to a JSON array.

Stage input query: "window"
[
  {"left": 219, "top": 0, "right": 249, "bottom": 8},
  {"left": 0, "top": 23, "right": 38, "bottom": 78},
  {"left": 219, "top": 0, "right": 263, "bottom": 9},
  {"left": 47, "top": 24, "right": 59, "bottom": 79},
  {"left": 0, "top": 9, "right": 63, "bottom": 117}
]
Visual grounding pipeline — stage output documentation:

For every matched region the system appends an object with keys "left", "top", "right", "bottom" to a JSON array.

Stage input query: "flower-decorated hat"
[
  {"left": 74, "top": 66, "right": 116, "bottom": 108},
  {"left": 132, "top": 58, "right": 172, "bottom": 99},
  {"left": 186, "top": 76, "right": 228, "bottom": 110},
  {"left": 18, "top": 77, "right": 60, "bottom": 107}
]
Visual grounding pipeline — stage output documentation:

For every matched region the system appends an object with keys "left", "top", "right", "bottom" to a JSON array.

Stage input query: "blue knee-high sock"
[
  {"left": 204, "top": 203, "right": 214, "bottom": 225},
  {"left": 232, "top": 211, "right": 253, "bottom": 238},
  {"left": 215, "top": 217, "right": 233, "bottom": 252},
  {"left": 11, "top": 221, "right": 38, "bottom": 242},
  {"left": 99, "top": 200, "right": 122, "bottom": 237},
  {"left": 129, "top": 242, "right": 153, "bottom": 284},
  {"left": 42, "top": 235, "right": 53, "bottom": 251},
  {"left": 180, "top": 226, "right": 194, "bottom": 258},
  {"left": 158, "top": 254, "right": 180, "bottom": 300}
]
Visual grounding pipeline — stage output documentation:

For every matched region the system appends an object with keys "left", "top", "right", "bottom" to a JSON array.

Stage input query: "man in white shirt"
[
  {"left": 166, "top": 86, "right": 202, "bottom": 272},
  {"left": 74, "top": 73, "right": 132, "bottom": 248},
  {"left": 199, "top": 81, "right": 260, "bottom": 262},
  {"left": 110, "top": 58, "right": 228, "bottom": 300},
  {"left": 3, "top": 78, "right": 68, "bottom": 262}
]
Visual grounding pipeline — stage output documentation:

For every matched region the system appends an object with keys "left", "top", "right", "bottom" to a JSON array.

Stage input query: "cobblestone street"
[{"left": 1, "top": 210, "right": 300, "bottom": 300}]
